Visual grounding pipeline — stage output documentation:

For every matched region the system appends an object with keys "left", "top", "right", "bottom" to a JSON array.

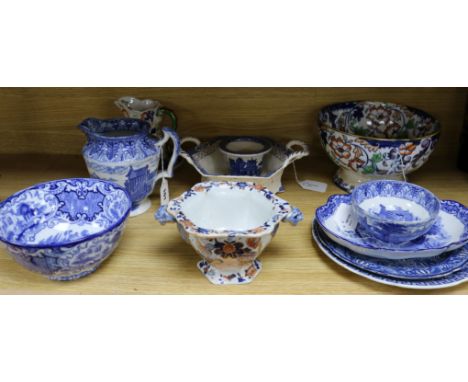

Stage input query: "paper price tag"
[
  {"left": 298, "top": 179, "right": 328, "bottom": 193},
  {"left": 292, "top": 162, "right": 328, "bottom": 193},
  {"left": 160, "top": 178, "right": 170, "bottom": 205}
]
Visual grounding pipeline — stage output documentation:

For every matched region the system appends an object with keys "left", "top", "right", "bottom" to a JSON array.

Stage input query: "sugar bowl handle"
[
  {"left": 285, "top": 140, "right": 309, "bottom": 162},
  {"left": 283, "top": 207, "right": 304, "bottom": 226},
  {"left": 155, "top": 127, "right": 181, "bottom": 181},
  {"left": 179, "top": 136, "right": 202, "bottom": 164}
]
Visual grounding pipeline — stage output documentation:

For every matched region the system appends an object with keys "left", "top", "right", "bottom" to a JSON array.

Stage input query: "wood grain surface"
[
  {"left": 0, "top": 154, "right": 467, "bottom": 295},
  {"left": 0, "top": 88, "right": 466, "bottom": 164}
]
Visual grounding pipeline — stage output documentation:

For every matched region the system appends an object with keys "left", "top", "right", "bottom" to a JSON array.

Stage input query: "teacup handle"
[
  {"left": 157, "top": 107, "right": 177, "bottom": 131},
  {"left": 282, "top": 206, "right": 304, "bottom": 225},
  {"left": 155, "top": 127, "right": 181, "bottom": 181}
]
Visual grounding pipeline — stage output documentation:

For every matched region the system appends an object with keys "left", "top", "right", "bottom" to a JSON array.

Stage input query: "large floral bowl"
[
  {"left": 318, "top": 101, "right": 441, "bottom": 192},
  {"left": 155, "top": 181, "right": 303, "bottom": 285},
  {"left": 0, "top": 178, "right": 132, "bottom": 281}
]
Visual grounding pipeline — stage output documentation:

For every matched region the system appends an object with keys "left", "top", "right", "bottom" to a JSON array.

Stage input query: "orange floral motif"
[
  {"left": 246, "top": 238, "right": 260, "bottom": 249},
  {"left": 245, "top": 264, "right": 257, "bottom": 277},
  {"left": 254, "top": 184, "right": 266, "bottom": 191},
  {"left": 348, "top": 146, "right": 366, "bottom": 171},
  {"left": 222, "top": 243, "right": 236, "bottom": 255},
  {"left": 399, "top": 143, "right": 416, "bottom": 156},
  {"left": 329, "top": 136, "right": 352, "bottom": 161},
  {"left": 193, "top": 185, "right": 206, "bottom": 192},
  {"left": 181, "top": 219, "right": 194, "bottom": 228}
]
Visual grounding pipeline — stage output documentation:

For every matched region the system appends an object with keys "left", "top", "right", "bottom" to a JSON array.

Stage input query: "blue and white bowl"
[
  {"left": 219, "top": 136, "right": 272, "bottom": 176},
  {"left": 0, "top": 178, "right": 132, "bottom": 281},
  {"left": 351, "top": 180, "right": 440, "bottom": 244}
]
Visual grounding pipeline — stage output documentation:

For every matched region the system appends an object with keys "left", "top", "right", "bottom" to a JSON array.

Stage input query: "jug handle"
[
  {"left": 157, "top": 107, "right": 177, "bottom": 131},
  {"left": 155, "top": 127, "right": 181, "bottom": 181}
]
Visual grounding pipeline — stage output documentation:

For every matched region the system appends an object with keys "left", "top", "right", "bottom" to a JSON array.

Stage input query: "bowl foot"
[
  {"left": 197, "top": 259, "right": 262, "bottom": 285},
  {"left": 129, "top": 198, "right": 151, "bottom": 217},
  {"left": 48, "top": 266, "right": 98, "bottom": 281},
  {"left": 334, "top": 168, "right": 405, "bottom": 193}
]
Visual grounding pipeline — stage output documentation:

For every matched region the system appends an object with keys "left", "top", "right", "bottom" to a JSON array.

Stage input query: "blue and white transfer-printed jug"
[{"left": 78, "top": 118, "right": 180, "bottom": 217}]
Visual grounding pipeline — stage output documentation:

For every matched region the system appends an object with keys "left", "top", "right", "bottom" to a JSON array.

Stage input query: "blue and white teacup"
[
  {"left": 351, "top": 180, "right": 440, "bottom": 244},
  {"left": 219, "top": 136, "right": 272, "bottom": 176}
]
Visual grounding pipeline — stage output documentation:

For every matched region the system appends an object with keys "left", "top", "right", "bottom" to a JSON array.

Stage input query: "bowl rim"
[
  {"left": 351, "top": 180, "right": 440, "bottom": 227},
  {"left": 0, "top": 177, "right": 132, "bottom": 249},
  {"left": 166, "top": 181, "right": 292, "bottom": 237},
  {"left": 318, "top": 100, "right": 441, "bottom": 142},
  {"left": 218, "top": 136, "right": 273, "bottom": 157}
]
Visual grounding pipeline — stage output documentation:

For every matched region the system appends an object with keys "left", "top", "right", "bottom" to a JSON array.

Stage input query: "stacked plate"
[{"left": 313, "top": 188, "right": 468, "bottom": 289}]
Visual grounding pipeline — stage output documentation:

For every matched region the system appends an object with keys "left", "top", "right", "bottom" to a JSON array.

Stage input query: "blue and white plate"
[
  {"left": 313, "top": 221, "right": 468, "bottom": 280},
  {"left": 316, "top": 194, "right": 468, "bottom": 260},
  {"left": 312, "top": 220, "right": 468, "bottom": 289}
]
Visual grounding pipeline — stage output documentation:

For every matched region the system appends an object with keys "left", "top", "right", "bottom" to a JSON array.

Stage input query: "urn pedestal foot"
[
  {"left": 334, "top": 168, "right": 405, "bottom": 193},
  {"left": 130, "top": 198, "right": 151, "bottom": 217},
  {"left": 197, "top": 259, "right": 262, "bottom": 285}
]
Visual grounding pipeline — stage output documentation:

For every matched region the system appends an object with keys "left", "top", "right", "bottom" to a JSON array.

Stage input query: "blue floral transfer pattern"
[
  {"left": 313, "top": 221, "right": 468, "bottom": 290},
  {"left": 316, "top": 194, "right": 468, "bottom": 254},
  {"left": 0, "top": 178, "right": 131, "bottom": 280}
]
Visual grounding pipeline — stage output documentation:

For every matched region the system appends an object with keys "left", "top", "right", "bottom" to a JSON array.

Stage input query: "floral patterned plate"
[
  {"left": 312, "top": 220, "right": 468, "bottom": 290},
  {"left": 314, "top": 221, "right": 468, "bottom": 280},
  {"left": 316, "top": 194, "right": 468, "bottom": 260}
]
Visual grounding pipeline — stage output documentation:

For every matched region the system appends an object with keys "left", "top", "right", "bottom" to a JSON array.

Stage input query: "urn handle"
[
  {"left": 155, "top": 127, "right": 181, "bottom": 181},
  {"left": 284, "top": 140, "right": 310, "bottom": 165},
  {"left": 179, "top": 136, "right": 202, "bottom": 165},
  {"left": 282, "top": 206, "right": 304, "bottom": 226}
]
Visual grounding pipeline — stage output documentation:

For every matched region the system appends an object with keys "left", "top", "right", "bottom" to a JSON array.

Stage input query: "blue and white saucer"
[
  {"left": 312, "top": 220, "right": 468, "bottom": 289},
  {"left": 313, "top": 220, "right": 468, "bottom": 280},
  {"left": 316, "top": 194, "right": 468, "bottom": 260}
]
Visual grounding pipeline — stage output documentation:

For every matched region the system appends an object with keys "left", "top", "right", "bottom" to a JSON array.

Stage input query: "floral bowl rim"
[
  {"left": 318, "top": 100, "right": 441, "bottom": 142},
  {"left": 351, "top": 180, "right": 440, "bottom": 227},
  {"left": 0, "top": 177, "right": 132, "bottom": 249},
  {"left": 315, "top": 193, "right": 468, "bottom": 253},
  {"left": 166, "top": 181, "right": 293, "bottom": 237}
]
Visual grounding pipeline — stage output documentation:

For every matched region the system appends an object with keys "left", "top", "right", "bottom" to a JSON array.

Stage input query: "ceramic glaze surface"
[
  {"left": 316, "top": 194, "right": 468, "bottom": 259},
  {"left": 352, "top": 181, "right": 439, "bottom": 243},
  {"left": 179, "top": 137, "right": 309, "bottom": 193},
  {"left": 219, "top": 137, "right": 272, "bottom": 176},
  {"left": 114, "top": 96, "right": 177, "bottom": 133},
  {"left": 156, "top": 181, "right": 303, "bottom": 285},
  {"left": 78, "top": 118, "right": 180, "bottom": 216},
  {"left": 314, "top": 222, "right": 468, "bottom": 280},
  {"left": 312, "top": 221, "right": 468, "bottom": 290},
  {"left": 0, "top": 178, "right": 131, "bottom": 280},
  {"left": 318, "top": 101, "right": 441, "bottom": 192}
]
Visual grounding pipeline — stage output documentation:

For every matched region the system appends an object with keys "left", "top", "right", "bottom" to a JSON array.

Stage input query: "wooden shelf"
[{"left": 0, "top": 154, "right": 467, "bottom": 294}]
